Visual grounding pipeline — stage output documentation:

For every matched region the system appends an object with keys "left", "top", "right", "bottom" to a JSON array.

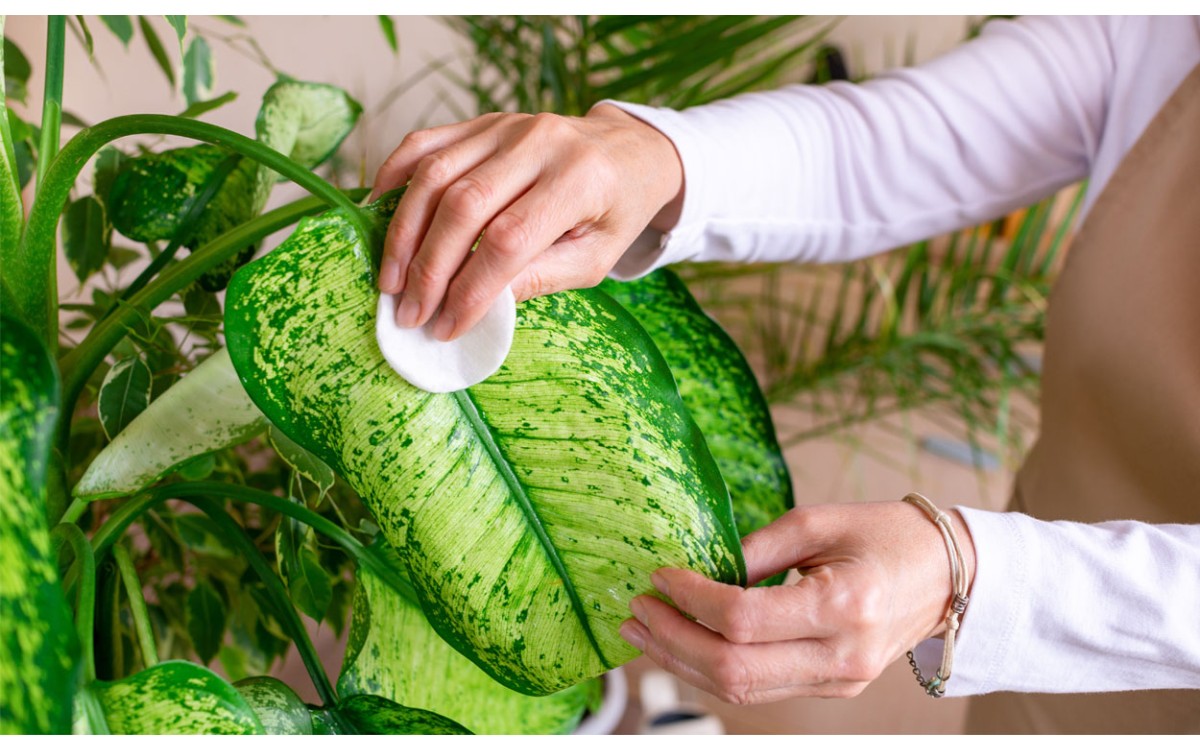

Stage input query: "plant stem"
[
  {"left": 53, "top": 190, "right": 368, "bottom": 468},
  {"left": 90, "top": 482, "right": 417, "bottom": 606},
  {"left": 16, "top": 112, "right": 371, "bottom": 352},
  {"left": 111, "top": 544, "right": 158, "bottom": 669},
  {"left": 35, "top": 16, "right": 66, "bottom": 192},
  {"left": 62, "top": 495, "right": 89, "bottom": 525},
  {"left": 188, "top": 497, "right": 338, "bottom": 708},
  {"left": 52, "top": 523, "right": 96, "bottom": 683}
]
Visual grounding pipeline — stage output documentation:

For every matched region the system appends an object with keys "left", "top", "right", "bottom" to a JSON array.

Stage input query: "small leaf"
[
  {"left": 269, "top": 424, "right": 335, "bottom": 496},
  {"left": 3, "top": 37, "right": 32, "bottom": 104},
  {"left": 106, "top": 246, "right": 141, "bottom": 270},
  {"left": 291, "top": 553, "right": 332, "bottom": 623},
  {"left": 186, "top": 581, "right": 225, "bottom": 664},
  {"left": 60, "top": 110, "right": 89, "bottom": 128},
  {"left": 100, "top": 15, "right": 134, "bottom": 46},
  {"left": 378, "top": 16, "right": 398, "bottom": 53},
  {"left": 93, "top": 146, "right": 129, "bottom": 210},
  {"left": 329, "top": 694, "right": 471, "bottom": 735},
  {"left": 234, "top": 677, "right": 312, "bottom": 735},
  {"left": 138, "top": 16, "right": 175, "bottom": 88},
  {"left": 14, "top": 139, "right": 35, "bottom": 189},
  {"left": 62, "top": 195, "right": 112, "bottom": 283},
  {"left": 178, "top": 90, "right": 237, "bottom": 119},
  {"left": 97, "top": 356, "right": 152, "bottom": 440},
  {"left": 217, "top": 16, "right": 245, "bottom": 27},
  {"left": 182, "top": 36, "right": 214, "bottom": 106},
  {"left": 175, "top": 452, "right": 215, "bottom": 481},
  {"left": 176, "top": 515, "right": 236, "bottom": 559},
  {"left": 73, "top": 15, "right": 95, "bottom": 57},
  {"left": 165, "top": 15, "right": 187, "bottom": 45},
  {"left": 182, "top": 285, "right": 222, "bottom": 331}
]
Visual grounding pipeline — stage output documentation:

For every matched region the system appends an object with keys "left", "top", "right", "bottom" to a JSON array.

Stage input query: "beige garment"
[{"left": 966, "top": 64, "right": 1200, "bottom": 733}]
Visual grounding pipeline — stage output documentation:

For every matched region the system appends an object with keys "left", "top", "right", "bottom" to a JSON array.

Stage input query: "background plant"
[{"left": 446, "top": 14, "right": 1073, "bottom": 475}]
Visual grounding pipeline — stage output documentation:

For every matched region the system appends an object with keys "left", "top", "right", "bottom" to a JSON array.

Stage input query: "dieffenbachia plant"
[{"left": 2, "top": 14, "right": 794, "bottom": 734}]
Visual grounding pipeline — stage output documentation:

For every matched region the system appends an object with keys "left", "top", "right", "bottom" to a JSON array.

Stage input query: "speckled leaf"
[
  {"left": 322, "top": 695, "right": 471, "bottom": 735},
  {"left": 600, "top": 270, "right": 794, "bottom": 538},
  {"left": 62, "top": 194, "right": 112, "bottom": 284},
  {"left": 74, "top": 348, "right": 268, "bottom": 500},
  {"left": 89, "top": 660, "right": 264, "bottom": 734},
  {"left": 182, "top": 36, "right": 214, "bottom": 106},
  {"left": 0, "top": 314, "right": 77, "bottom": 734},
  {"left": 255, "top": 78, "right": 362, "bottom": 181},
  {"left": 339, "top": 544, "right": 593, "bottom": 734},
  {"left": 225, "top": 196, "right": 745, "bottom": 695},
  {"left": 269, "top": 425, "right": 335, "bottom": 496},
  {"left": 97, "top": 355, "right": 152, "bottom": 440},
  {"left": 234, "top": 676, "right": 311, "bottom": 735}
]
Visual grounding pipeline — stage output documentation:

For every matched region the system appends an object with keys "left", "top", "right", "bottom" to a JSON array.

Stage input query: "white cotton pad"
[{"left": 375, "top": 287, "right": 517, "bottom": 393}]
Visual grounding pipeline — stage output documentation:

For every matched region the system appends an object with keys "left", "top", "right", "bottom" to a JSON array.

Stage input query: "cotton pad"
[{"left": 375, "top": 287, "right": 516, "bottom": 393}]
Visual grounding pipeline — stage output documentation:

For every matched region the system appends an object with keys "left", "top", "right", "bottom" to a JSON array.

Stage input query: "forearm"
[
  {"left": 914, "top": 509, "right": 1200, "bottom": 695},
  {"left": 603, "top": 16, "right": 1113, "bottom": 278}
]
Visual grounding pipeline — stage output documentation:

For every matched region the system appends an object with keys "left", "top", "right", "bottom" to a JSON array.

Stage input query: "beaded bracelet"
[{"left": 902, "top": 492, "right": 971, "bottom": 698}]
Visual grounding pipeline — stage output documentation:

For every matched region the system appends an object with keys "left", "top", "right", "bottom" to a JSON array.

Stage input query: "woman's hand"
[
  {"left": 619, "top": 501, "right": 976, "bottom": 703},
  {"left": 371, "top": 105, "right": 684, "bottom": 341}
]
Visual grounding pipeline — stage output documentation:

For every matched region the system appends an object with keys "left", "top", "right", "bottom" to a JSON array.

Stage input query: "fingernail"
[
  {"left": 650, "top": 571, "right": 670, "bottom": 597},
  {"left": 432, "top": 312, "right": 456, "bottom": 342},
  {"left": 379, "top": 258, "right": 400, "bottom": 292},
  {"left": 395, "top": 295, "right": 421, "bottom": 328},
  {"left": 619, "top": 621, "right": 645, "bottom": 650},
  {"left": 629, "top": 597, "right": 647, "bottom": 624}
]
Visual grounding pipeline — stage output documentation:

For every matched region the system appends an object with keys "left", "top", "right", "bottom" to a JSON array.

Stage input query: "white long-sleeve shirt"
[{"left": 606, "top": 16, "right": 1200, "bottom": 696}]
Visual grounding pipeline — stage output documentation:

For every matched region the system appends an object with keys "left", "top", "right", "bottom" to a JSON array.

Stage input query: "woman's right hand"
[{"left": 371, "top": 104, "right": 684, "bottom": 342}]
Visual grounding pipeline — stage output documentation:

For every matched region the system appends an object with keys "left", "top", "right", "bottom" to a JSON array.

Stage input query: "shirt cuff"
[
  {"left": 911, "top": 507, "right": 1032, "bottom": 697},
  {"left": 593, "top": 99, "right": 714, "bottom": 279}
]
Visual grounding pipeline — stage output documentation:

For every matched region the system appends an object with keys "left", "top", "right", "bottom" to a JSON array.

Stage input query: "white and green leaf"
[
  {"left": 84, "top": 661, "right": 263, "bottom": 734},
  {"left": 225, "top": 194, "right": 745, "bottom": 695},
  {"left": 75, "top": 348, "right": 268, "bottom": 501}
]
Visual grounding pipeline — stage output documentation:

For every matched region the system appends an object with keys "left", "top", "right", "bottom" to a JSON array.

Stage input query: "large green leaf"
[
  {"left": 86, "top": 661, "right": 264, "bottom": 734},
  {"left": 339, "top": 542, "right": 594, "bottom": 734},
  {"left": 254, "top": 78, "right": 362, "bottom": 180},
  {"left": 600, "top": 269, "right": 794, "bottom": 538},
  {"left": 74, "top": 348, "right": 268, "bottom": 500},
  {"left": 225, "top": 195, "right": 745, "bottom": 695},
  {"left": 0, "top": 314, "right": 78, "bottom": 734}
]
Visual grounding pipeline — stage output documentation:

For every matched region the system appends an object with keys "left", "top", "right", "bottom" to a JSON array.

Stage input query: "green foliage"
[
  {"left": 99, "top": 16, "right": 134, "bottom": 47},
  {"left": 0, "top": 314, "right": 77, "bottom": 734},
  {"left": 185, "top": 581, "right": 226, "bottom": 664},
  {"left": 225, "top": 194, "right": 745, "bottom": 694},
  {"left": 182, "top": 37, "right": 214, "bottom": 106},
  {"left": 84, "top": 661, "right": 264, "bottom": 734},
  {"left": 96, "top": 355, "right": 152, "bottom": 439}
]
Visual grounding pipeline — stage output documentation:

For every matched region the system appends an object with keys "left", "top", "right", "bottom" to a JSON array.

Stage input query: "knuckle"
[
  {"left": 709, "top": 652, "right": 752, "bottom": 702},
  {"left": 449, "top": 283, "right": 492, "bottom": 316},
  {"left": 827, "top": 682, "right": 868, "bottom": 699},
  {"left": 719, "top": 600, "right": 757, "bottom": 645},
  {"left": 444, "top": 177, "right": 492, "bottom": 220},
  {"left": 407, "top": 258, "right": 441, "bottom": 290},
  {"left": 486, "top": 213, "right": 533, "bottom": 258},
  {"left": 415, "top": 150, "right": 456, "bottom": 186},
  {"left": 530, "top": 111, "right": 572, "bottom": 139},
  {"left": 837, "top": 650, "right": 885, "bottom": 684},
  {"left": 399, "top": 129, "right": 433, "bottom": 153}
]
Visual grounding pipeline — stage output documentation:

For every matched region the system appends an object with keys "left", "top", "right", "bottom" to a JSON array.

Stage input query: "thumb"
[{"left": 740, "top": 507, "right": 832, "bottom": 585}]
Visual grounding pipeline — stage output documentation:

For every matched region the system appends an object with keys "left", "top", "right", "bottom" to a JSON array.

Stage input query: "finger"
[
  {"left": 508, "top": 231, "right": 609, "bottom": 302},
  {"left": 397, "top": 144, "right": 547, "bottom": 329},
  {"left": 618, "top": 619, "right": 720, "bottom": 696},
  {"left": 433, "top": 178, "right": 602, "bottom": 340},
  {"left": 740, "top": 506, "right": 836, "bottom": 584},
  {"left": 629, "top": 596, "right": 848, "bottom": 703},
  {"left": 378, "top": 129, "right": 504, "bottom": 294},
  {"left": 651, "top": 567, "right": 838, "bottom": 643},
  {"left": 371, "top": 114, "right": 503, "bottom": 200}
]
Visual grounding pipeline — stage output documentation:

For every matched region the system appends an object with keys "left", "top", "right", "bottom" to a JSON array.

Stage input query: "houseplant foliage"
[{"left": 2, "top": 16, "right": 794, "bottom": 734}]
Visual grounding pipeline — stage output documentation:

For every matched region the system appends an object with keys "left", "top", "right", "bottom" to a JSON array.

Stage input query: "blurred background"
[{"left": 7, "top": 15, "right": 1079, "bottom": 733}]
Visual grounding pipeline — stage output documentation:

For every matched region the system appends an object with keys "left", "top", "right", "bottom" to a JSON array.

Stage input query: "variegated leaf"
[
  {"left": 225, "top": 195, "right": 745, "bottom": 695},
  {"left": 0, "top": 314, "right": 77, "bottom": 734},
  {"left": 74, "top": 348, "right": 268, "bottom": 500},
  {"left": 85, "top": 661, "right": 263, "bottom": 734}
]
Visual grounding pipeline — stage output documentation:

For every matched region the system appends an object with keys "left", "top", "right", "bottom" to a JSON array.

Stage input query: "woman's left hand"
[{"left": 618, "top": 501, "right": 976, "bottom": 703}]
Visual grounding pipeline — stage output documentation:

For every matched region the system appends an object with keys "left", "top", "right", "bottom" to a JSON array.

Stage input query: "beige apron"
[{"left": 966, "top": 64, "right": 1200, "bottom": 733}]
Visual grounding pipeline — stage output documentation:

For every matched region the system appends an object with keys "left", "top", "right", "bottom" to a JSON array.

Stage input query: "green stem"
[
  {"left": 90, "top": 482, "right": 416, "bottom": 605},
  {"left": 53, "top": 189, "right": 368, "bottom": 467},
  {"left": 52, "top": 523, "right": 96, "bottom": 683},
  {"left": 35, "top": 17, "right": 66, "bottom": 191},
  {"left": 188, "top": 497, "right": 337, "bottom": 708},
  {"left": 17, "top": 112, "right": 371, "bottom": 353},
  {"left": 111, "top": 544, "right": 158, "bottom": 669}
]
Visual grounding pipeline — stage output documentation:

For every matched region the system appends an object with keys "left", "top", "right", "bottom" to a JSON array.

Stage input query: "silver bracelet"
[{"left": 902, "top": 492, "right": 970, "bottom": 698}]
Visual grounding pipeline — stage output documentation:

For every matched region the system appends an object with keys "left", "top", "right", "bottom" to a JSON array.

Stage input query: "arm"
[
  {"left": 622, "top": 505, "right": 1200, "bottom": 702},
  {"left": 605, "top": 15, "right": 1114, "bottom": 276}
]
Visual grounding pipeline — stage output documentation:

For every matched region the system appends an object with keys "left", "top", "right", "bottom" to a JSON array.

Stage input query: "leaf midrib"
[{"left": 451, "top": 388, "right": 611, "bottom": 670}]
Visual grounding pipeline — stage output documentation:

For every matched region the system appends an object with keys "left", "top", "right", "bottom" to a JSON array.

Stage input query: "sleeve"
[
  {"left": 599, "top": 16, "right": 1117, "bottom": 279},
  {"left": 911, "top": 510, "right": 1200, "bottom": 695}
]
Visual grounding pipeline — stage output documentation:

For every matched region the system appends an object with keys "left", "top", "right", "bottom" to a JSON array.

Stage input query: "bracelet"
[{"left": 902, "top": 492, "right": 970, "bottom": 698}]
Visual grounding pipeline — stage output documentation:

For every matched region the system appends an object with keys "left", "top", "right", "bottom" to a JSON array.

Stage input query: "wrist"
[{"left": 587, "top": 103, "right": 684, "bottom": 233}]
